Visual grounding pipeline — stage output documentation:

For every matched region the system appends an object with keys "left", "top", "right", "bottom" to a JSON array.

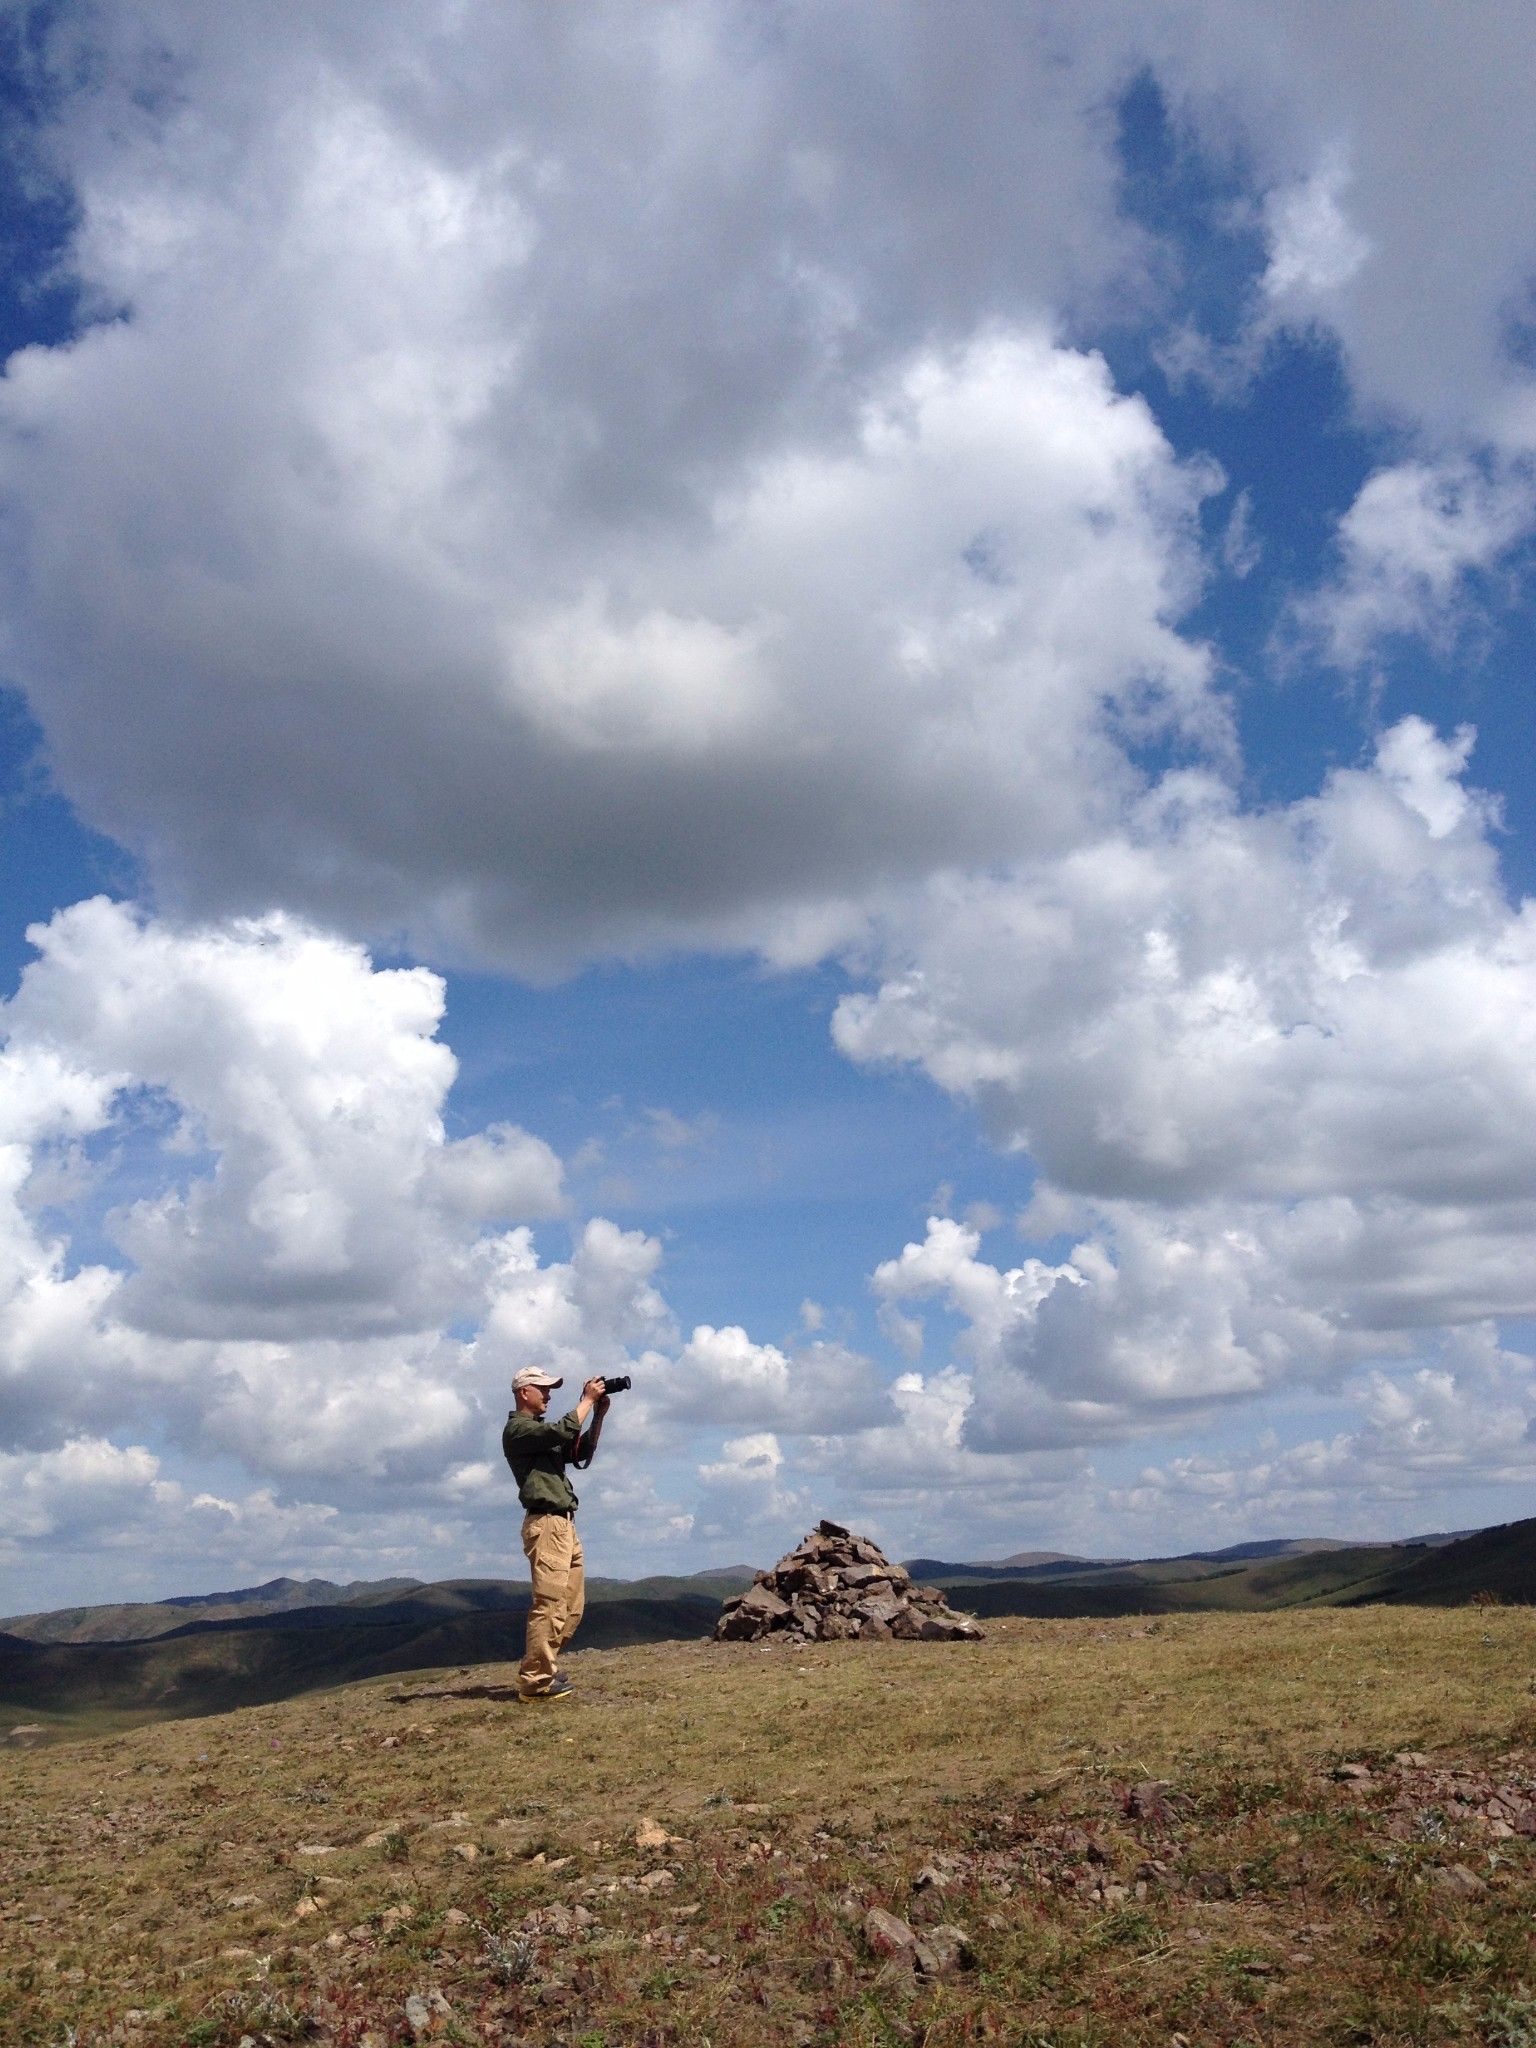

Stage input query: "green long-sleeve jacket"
[{"left": 502, "top": 1409, "right": 584, "bottom": 1513}]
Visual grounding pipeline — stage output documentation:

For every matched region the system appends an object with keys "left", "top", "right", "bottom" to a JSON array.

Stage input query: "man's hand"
[{"left": 575, "top": 1375, "right": 610, "bottom": 1427}]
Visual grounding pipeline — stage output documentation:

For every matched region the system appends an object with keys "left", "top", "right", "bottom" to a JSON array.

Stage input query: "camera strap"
[{"left": 570, "top": 1405, "right": 605, "bottom": 1471}]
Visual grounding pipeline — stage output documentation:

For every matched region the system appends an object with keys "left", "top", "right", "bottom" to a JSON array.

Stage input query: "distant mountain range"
[
  {"left": 1, "top": 1521, "right": 1529, "bottom": 1733},
  {"left": 909, "top": 1520, "right": 1531, "bottom": 1619},
  {"left": 0, "top": 1567, "right": 757, "bottom": 1646},
  {"left": 904, "top": 1529, "right": 1469, "bottom": 1586}
]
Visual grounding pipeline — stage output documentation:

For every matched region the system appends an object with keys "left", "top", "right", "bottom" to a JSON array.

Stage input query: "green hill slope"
[
  {"left": 1344, "top": 1516, "right": 1536, "bottom": 1607},
  {"left": 0, "top": 1574, "right": 425, "bottom": 1644},
  {"left": 2, "top": 1566, "right": 757, "bottom": 1646},
  {"left": 0, "top": 1592, "right": 721, "bottom": 1726},
  {"left": 5, "top": 1525, "right": 1527, "bottom": 1732},
  {"left": 939, "top": 1520, "right": 1536, "bottom": 1621}
]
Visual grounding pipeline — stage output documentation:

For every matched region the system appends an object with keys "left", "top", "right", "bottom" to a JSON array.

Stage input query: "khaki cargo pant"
[{"left": 519, "top": 1510, "right": 585, "bottom": 1695}]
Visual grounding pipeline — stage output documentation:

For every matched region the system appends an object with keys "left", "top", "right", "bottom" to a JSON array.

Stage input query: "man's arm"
[{"left": 504, "top": 1410, "right": 583, "bottom": 1455}]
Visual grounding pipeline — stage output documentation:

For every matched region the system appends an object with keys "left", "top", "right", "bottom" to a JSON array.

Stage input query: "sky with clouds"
[{"left": 2, "top": 1, "right": 1536, "bottom": 1611}]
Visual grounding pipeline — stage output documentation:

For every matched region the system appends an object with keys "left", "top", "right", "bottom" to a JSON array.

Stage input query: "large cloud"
[
  {"left": 2, "top": 5, "right": 1535, "bottom": 973},
  {"left": 0, "top": 5, "right": 1234, "bottom": 970},
  {"left": 0, "top": 900, "right": 920, "bottom": 1575},
  {"left": 837, "top": 721, "right": 1536, "bottom": 1219},
  {"left": 842, "top": 720, "right": 1536, "bottom": 1446}
]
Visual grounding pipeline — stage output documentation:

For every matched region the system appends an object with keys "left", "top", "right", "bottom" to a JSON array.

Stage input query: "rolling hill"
[
  {"left": 0, "top": 1565, "right": 757, "bottom": 1646},
  {"left": 0, "top": 1587, "right": 726, "bottom": 1727},
  {"left": 940, "top": 1519, "right": 1536, "bottom": 1621},
  {"left": 2, "top": 1523, "right": 1528, "bottom": 1734},
  {"left": 0, "top": 1574, "right": 427, "bottom": 1644}
]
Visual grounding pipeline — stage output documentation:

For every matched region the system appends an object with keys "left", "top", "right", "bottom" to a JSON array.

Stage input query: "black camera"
[{"left": 598, "top": 1374, "right": 631, "bottom": 1395}]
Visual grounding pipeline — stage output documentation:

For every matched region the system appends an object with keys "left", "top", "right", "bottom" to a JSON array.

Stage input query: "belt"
[{"left": 526, "top": 1506, "right": 574, "bottom": 1518}]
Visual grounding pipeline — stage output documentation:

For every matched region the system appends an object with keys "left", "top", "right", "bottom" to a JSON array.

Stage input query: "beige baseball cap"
[{"left": 511, "top": 1367, "right": 564, "bottom": 1391}]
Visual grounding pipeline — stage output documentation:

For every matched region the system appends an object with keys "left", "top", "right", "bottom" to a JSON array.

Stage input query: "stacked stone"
[{"left": 714, "top": 1519, "right": 984, "bottom": 1644}]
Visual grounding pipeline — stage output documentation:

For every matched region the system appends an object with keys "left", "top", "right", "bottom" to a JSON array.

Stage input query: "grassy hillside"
[
  {"left": 1, "top": 1566, "right": 757, "bottom": 1647},
  {"left": 3, "top": 1607, "right": 1535, "bottom": 2046},
  {"left": 0, "top": 1576, "right": 426, "bottom": 1645},
  {"left": 909, "top": 1537, "right": 1357, "bottom": 1586},
  {"left": 3, "top": 1525, "right": 1528, "bottom": 1735},
  {"left": 0, "top": 1593, "right": 721, "bottom": 1729},
  {"left": 1349, "top": 1517, "right": 1536, "bottom": 1608},
  {"left": 938, "top": 1519, "right": 1536, "bottom": 1623}
]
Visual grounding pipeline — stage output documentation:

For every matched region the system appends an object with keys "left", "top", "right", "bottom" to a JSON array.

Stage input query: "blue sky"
[{"left": 2, "top": 4, "right": 1536, "bottom": 1612}]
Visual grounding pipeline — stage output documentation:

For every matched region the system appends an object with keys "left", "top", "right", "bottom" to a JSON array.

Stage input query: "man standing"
[{"left": 502, "top": 1367, "right": 611, "bottom": 1702}]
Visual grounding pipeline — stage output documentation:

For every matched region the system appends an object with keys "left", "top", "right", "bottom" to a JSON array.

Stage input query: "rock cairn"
[{"left": 714, "top": 1519, "right": 984, "bottom": 1644}]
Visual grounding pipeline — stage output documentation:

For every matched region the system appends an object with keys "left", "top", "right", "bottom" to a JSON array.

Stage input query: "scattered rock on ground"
[
  {"left": 635, "top": 1817, "right": 686, "bottom": 1851},
  {"left": 1125, "top": 1779, "right": 1183, "bottom": 1823},
  {"left": 915, "top": 1923, "right": 975, "bottom": 1977},
  {"left": 864, "top": 1905, "right": 920, "bottom": 1957},
  {"left": 404, "top": 1987, "right": 454, "bottom": 2039},
  {"left": 715, "top": 1519, "right": 984, "bottom": 1643}
]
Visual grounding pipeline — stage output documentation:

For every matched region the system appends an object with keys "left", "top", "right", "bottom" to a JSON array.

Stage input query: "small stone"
[
  {"left": 404, "top": 1988, "right": 453, "bottom": 2039},
  {"left": 1431, "top": 1863, "right": 1487, "bottom": 1899},
  {"left": 451, "top": 1841, "right": 479, "bottom": 1862},
  {"left": 1126, "top": 1780, "right": 1175, "bottom": 1822},
  {"left": 914, "top": 1923, "right": 974, "bottom": 1977},
  {"left": 293, "top": 1897, "right": 322, "bottom": 1919},
  {"left": 864, "top": 1906, "right": 919, "bottom": 1957},
  {"left": 1394, "top": 1752, "right": 1431, "bottom": 1768},
  {"left": 443, "top": 1908, "right": 469, "bottom": 1926},
  {"left": 638, "top": 1868, "right": 676, "bottom": 1892},
  {"left": 225, "top": 1893, "right": 263, "bottom": 1909},
  {"left": 636, "top": 1817, "right": 681, "bottom": 1851},
  {"left": 912, "top": 1863, "right": 950, "bottom": 1891},
  {"left": 1334, "top": 1762, "right": 1372, "bottom": 1782},
  {"left": 295, "top": 1843, "right": 337, "bottom": 1856}
]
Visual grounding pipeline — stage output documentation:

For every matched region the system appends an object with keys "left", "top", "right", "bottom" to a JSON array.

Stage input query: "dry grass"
[{"left": 3, "top": 1605, "right": 1536, "bottom": 2045}]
